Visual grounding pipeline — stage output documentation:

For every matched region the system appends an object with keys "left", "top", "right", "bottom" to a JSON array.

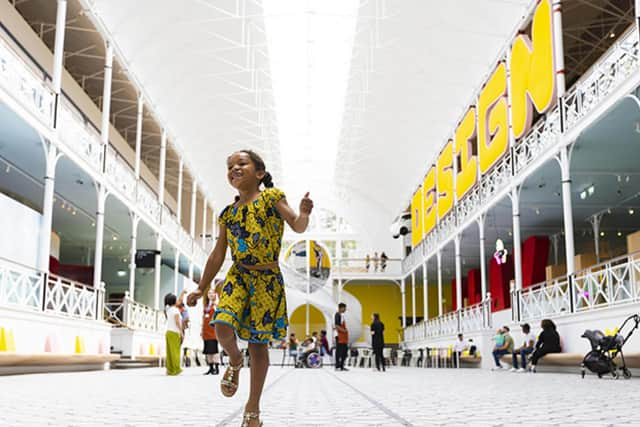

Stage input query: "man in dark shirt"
[{"left": 334, "top": 303, "right": 349, "bottom": 371}]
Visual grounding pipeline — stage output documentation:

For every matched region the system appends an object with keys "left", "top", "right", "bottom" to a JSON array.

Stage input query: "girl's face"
[
  {"left": 227, "top": 152, "right": 265, "bottom": 190},
  {"left": 207, "top": 288, "right": 215, "bottom": 301}
]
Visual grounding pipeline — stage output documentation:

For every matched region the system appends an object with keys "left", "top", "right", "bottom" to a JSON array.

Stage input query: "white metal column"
[
  {"left": 93, "top": 184, "right": 108, "bottom": 289},
  {"left": 422, "top": 261, "right": 428, "bottom": 321},
  {"left": 100, "top": 43, "right": 113, "bottom": 147},
  {"left": 558, "top": 146, "right": 576, "bottom": 275},
  {"left": 134, "top": 95, "right": 143, "bottom": 179},
  {"left": 202, "top": 197, "right": 208, "bottom": 248},
  {"left": 174, "top": 249, "right": 180, "bottom": 295},
  {"left": 177, "top": 159, "right": 184, "bottom": 223},
  {"left": 38, "top": 143, "right": 60, "bottom": 272},
  {"left": 190, "top": 180, "right": 197, "bottom": 238},
  {"left": 436, "top": 250, "right": 443, "bottom": 316},
  {"left": 401, "top": 278, "right": 406, "bottom": 329},
  {"left": 154, "top": 235, "right": 162, "bottom": 309},
  {"left": 128, "top": 212, "right": 139, "bottom": 298},
  {"left": 51, "top": 0, "right": 67, "bottom": 126},
  {"left": 478, "top": 215, "right": 487, "bottom": 300},
  {"left": 454, "top": 234, "right": 462, "bottom": 310},
  {"left": 511, "top": 187, "right": 523, "bottom": 291},
  {"left": 411, "top": 269, "right": 416, "bottom": 325},
  {"left": 158, "top": 129, "right": 167, "bottom": 207}
]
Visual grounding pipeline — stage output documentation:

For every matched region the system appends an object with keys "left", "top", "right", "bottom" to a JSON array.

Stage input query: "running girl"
[{"left": 188, "top": 150, "right": 312, "bottom": 427}]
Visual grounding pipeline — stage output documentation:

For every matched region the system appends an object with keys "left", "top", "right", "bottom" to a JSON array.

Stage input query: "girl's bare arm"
[
  {"left": 275, "top": 192, "right": 313, "bottom": 233},
  {"left": 187, "top": 224, "right": 228, "bottom": 306}
]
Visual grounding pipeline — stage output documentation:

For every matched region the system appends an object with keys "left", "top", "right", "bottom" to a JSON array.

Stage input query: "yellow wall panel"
[
  {"left": 436, "top": 140, "right": 454, "bottom": 219},
  {"left": 423, "top": 167, "right": 437, "bottom": 236},
  {"left": 455, "top": 107, "right": 478, "bottom": 199},
  {"left": 411, "top": 187, "right": 424, "bottom": 247},
  {"left": 510, "top": 0, "right": 556, "bottom": 139},
  {"left": 478, "top": 63, "right": 509, "bottom": 174}
]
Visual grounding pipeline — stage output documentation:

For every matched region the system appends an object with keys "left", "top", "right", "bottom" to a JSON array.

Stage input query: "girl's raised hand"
[{"left": 300, "top": 192, "right": 314, "bottom": 215}]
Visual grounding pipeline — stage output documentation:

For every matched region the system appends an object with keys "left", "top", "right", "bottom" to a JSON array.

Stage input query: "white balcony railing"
[
  {"left": 516, "top": 253, "right": 640, "bottom": 322},
  {"left": 573, "top": 253, "right": 640, "bottom": 312},
  {"left": 0, "top": 257, "right": 105, "bottom": 322},
  {"left": 403, "top": 298, "right": 491, "bottom": 343},
  {"left": 334, "top": 257, "right": 402, "bottom": 278},
  {"left": 44, "top": 274, "right": 104, "bottom": 320},
  {"left": 516, "top": 277, "right": 571, "bottom": 322},
  {"left": 0, "top": 35, "right": 54, "bottom": 127},
  {"left": 104, "top": 292, "right": 164, "bottom": 333},
  {"left": 0, "top": 256, "right": 44, "bottom": 312},
  {"left": 105, "top": 145, "right": 137, "bottom": 202}
]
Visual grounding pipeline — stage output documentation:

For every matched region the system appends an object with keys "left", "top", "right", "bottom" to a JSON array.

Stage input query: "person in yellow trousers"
[{"left": 164, "top": 293, "right": 183, "bottom": 376}]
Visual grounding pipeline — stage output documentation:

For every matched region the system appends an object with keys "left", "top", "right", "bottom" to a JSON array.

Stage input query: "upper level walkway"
[{"left": 0, "top": 366, "right": 637, "bottom": 426}]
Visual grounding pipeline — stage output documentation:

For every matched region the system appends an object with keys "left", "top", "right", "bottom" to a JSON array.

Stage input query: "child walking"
[
  {"left": 202, "top": 282, "right": 221, "bottom": 375},
  {"left": 188, "top": 150, "right": 312, "bottom": 427}
]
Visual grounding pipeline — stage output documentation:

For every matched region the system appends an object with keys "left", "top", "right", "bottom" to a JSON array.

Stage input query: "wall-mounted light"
[
  {"left": 600, "top": 231, "right": 605, "bottom": 237},
  {"left": 117, "top": 270, "right": 126, "bottom": 277},
  {"left": 617, "top": 231, "right": 623, "bottom": 237},
  {"left": 580, "top": 191, "right": 587, "bottom": 200},
  {"left": 112, "top": 235, "right": 118, "bottom": 241},
  {"left": 587, "top": 185, "right": 595, "bottom": 196},
  {"left": 535, "top": 208, "right": 541, "bottom": 215},
  {"left": 629, "top": 209, "right": 635, "bottom": 215}
]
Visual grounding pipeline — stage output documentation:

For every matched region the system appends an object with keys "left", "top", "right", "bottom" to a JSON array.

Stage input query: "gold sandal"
[
  {"left": 220, "top": 360, "right": 242, "bottom": 397},
  {"left": 241, "top": 411, "right": 262, "bottom": 427}
]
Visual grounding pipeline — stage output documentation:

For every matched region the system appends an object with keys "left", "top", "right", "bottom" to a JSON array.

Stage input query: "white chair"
[
  {"left": 357, "top": 348, "right": 371, "bottom": 367},
  {"left": 382, "top": 347, "right": 391, "bottom": 368}
]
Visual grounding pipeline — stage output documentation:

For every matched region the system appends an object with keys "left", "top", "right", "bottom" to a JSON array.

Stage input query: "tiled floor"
[{"left": 0, "top": 365, "right": 637, "bottom": 426}]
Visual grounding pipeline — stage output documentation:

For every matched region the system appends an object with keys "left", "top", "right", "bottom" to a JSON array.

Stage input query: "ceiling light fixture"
[
  {"left": 587, "top": 185, "right": 595, "bottom": 196},
  {"left": 580, "top": 191, "right": 587, "bottom": 200}
]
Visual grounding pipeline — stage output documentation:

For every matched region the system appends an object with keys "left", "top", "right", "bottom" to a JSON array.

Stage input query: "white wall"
[
  {"left": 0, "top": 192, "right": 40, "bottom": 269},
  {"left": 0, "top": 306, "right": 111, "bottom": 354}
]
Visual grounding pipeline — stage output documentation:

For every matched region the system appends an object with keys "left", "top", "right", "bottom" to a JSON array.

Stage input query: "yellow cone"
[
  {"left": 75, "top": 336, "right": 85, "bottom": 354},
  {"left": 0, "top": 328, "right": 6, "bottom": 352},
  {"left": 7, "top": 330, "right": 15, "bottom": 352}
]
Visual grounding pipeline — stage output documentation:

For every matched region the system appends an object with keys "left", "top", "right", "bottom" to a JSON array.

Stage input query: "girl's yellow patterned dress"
[{"left": 213, "top": 188, "right": 288, "bottom": 343}]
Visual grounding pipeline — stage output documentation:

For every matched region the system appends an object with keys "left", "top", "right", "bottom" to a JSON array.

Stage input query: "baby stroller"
[{"left": 580, "top": 314, "right": 640, "bottom": 379}]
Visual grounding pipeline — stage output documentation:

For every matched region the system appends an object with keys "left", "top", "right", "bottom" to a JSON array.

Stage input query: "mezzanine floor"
[{"left": 0, "top": 365, "right": 638, "bottom": 426}]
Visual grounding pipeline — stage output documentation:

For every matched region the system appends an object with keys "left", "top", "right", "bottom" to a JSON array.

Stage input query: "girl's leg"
[
  {"left": 215, "top": 323, "right": 243, "bottom": 365},
  {"left": 245, "top": 342, "right": 269, "bottom": 418}
]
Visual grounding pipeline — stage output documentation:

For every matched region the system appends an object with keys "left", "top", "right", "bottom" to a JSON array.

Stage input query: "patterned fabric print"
[
  {"left": 218, "top": 187, "right": 286, "bottom": 266},
  {"left": 213, "top": 264, "right": 288, "bottom": 343},
  {"left": 214, "top": 188, "right": 288, "bottom": 343}
]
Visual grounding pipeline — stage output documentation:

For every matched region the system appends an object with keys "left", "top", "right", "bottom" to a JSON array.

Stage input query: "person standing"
[
  {"left": 334, "top": 303, "right": 349, "bottom": 371},
  {"left": 370, "top": 313, "right": 385, "bottom": 372},
  {"left": 380, "top": 252, "right": 388, "bottom": 272},
  {"left": 164, "top": 293, "right": 183, "bottom": 376},
  {"left": 202, "top": 283, "right": 221, "bottom": 375}
]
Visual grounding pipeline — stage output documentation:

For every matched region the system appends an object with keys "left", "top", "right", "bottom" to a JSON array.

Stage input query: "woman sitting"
[{"left": 529, "top": 318, "right": 562, "bottom": 372}]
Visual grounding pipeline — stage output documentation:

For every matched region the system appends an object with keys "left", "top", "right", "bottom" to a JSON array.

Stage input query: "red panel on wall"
[
  {"left": 489, "top": 256, "right": 513, "bottom": 312},
  {"left": 57, "top": 264, "right": 94, "bottom": 286},
  {"left": 452, "top": 278, "right": 469, "bottom": 310},
  {"left": 467, "top": 269, "right": 481, "bottom": 305},
  {"left": 522, "top": 236, "right": 550, "bottom": 288}
]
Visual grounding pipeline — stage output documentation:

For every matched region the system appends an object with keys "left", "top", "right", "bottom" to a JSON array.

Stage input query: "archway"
[{"left": 288, "top": 304, "right": 327, "bottom": 339}]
